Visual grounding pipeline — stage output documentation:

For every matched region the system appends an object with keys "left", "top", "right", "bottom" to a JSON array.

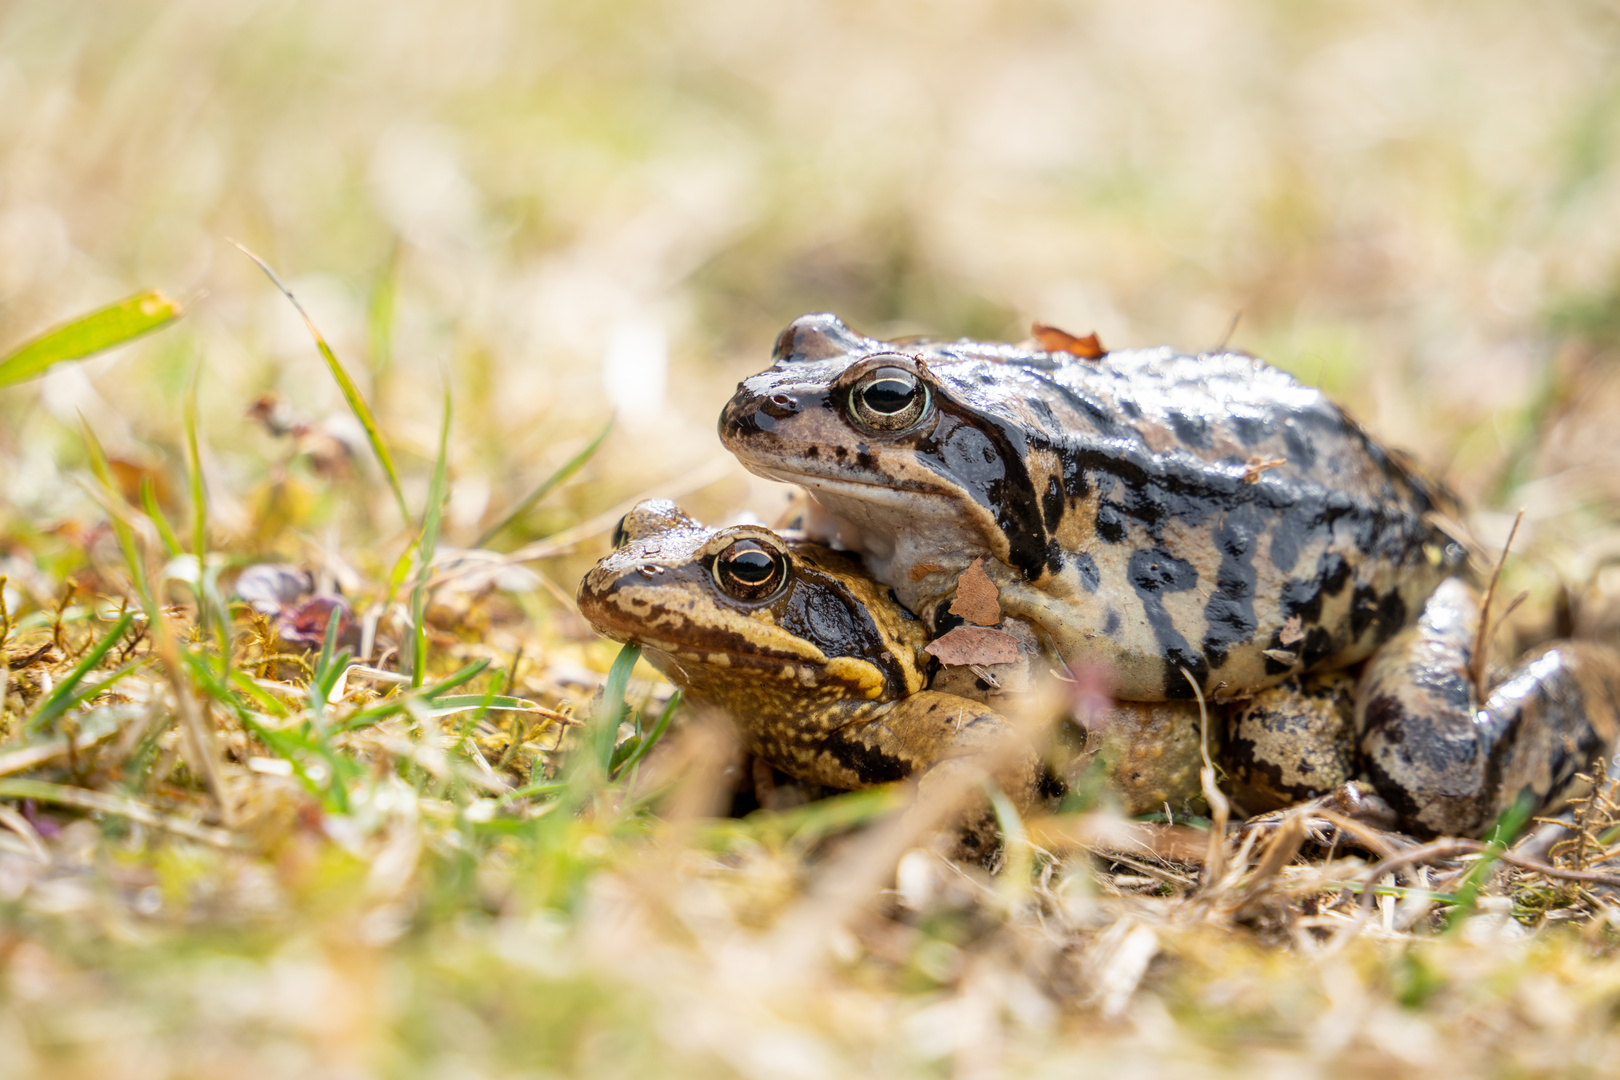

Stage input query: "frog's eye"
[
  {"left": 610, "top": 514, "right": 632, "bottom": 549},
  {"left": 713, "top": 539, "right": 789, "bottom": 601},
  {"left": 848, "top": 366, "right": 930, "bottom": 433}
]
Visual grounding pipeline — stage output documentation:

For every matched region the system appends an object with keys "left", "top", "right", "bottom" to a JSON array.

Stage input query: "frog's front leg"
[
  {"left": 836, "top": 691, "right": 1044, "bottom": 812},
  {"left": 1357, "top": 577, "right": 1620, "bottom": 837},
  {"left": 1224, "top": 672, "right": 1359, "bottom": 815},
  {"left": 757, "top": 691, "right": 1046, "bottom": 860}
]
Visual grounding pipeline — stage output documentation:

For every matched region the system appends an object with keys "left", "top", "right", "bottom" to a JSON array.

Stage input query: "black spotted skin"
[
  {"left": 719, "top": 313, "right": 1467, "bottom": 703},
  {"left": 1224, "top": 672, "right": 1358, "bottom": 813}
]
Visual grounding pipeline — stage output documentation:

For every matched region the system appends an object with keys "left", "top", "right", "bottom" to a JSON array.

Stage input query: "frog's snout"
[{"left": 718, "top": 385, "right": 781, "bottom": 440}]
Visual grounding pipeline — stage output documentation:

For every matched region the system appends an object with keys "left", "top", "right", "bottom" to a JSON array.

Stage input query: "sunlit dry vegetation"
[{"left": 5, "top": 0, "right": 1620, "bottom": 1075}]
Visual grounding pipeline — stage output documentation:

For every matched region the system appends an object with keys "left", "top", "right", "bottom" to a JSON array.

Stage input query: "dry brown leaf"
[
  {"left": 909, "top": 562, "right": 947, "bottom": 582},
  {"left": 1031, "top": 323, "right": 1106, "bottom": 359},
  {"left": 948, "top": 557, "right": 1001, "bottom": 626},
  {"left": 1278, "top": 614, "right": 1304, "bottom": 647},
  {"left": 925, "top": 626, "right": 1021, "bottom": 666}
]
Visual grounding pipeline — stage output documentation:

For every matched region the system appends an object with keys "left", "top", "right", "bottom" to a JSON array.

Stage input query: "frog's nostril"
[{"left": 761, "top": 393, "right": 798, "bottom": 420}]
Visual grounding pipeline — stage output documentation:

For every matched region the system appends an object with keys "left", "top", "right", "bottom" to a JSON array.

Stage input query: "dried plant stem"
[
  {"left": 1182, "top": 666, "right": 1229, "bottom": 888},
  {"left": 1472, "top": 509, "right": 1524, "bottom": 701},
  {"left": 0, "top": 723, "right": 120, "bottom": 778},
  {"left": 0, "top": 778, "right": 239, "bottom": 848},
  {"left": 150, "top": 602, "right": 237, "bottom": 829}
]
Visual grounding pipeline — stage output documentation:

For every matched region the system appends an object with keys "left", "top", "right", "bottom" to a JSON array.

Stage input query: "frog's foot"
[
  {"left": 1357, "top": 578, "right": 1620, "bottom": 837},
  {"left": 1224, "top": 672, "right": 1358, "bottom": 814},
  {"left": 1238, "top": 781, "right": 1402, "bottom": 850},
  {"left": 1066, "top": 699, "right": 1211, "bottom": 817}
]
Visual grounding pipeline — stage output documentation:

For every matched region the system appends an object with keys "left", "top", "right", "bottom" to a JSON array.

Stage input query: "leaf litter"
[
  {"left": 3, "top": 296, "right": 1620, "bottom": 1078},
  {"left": 6, "top": 10, "right": 1620, "bottom": 1070}
]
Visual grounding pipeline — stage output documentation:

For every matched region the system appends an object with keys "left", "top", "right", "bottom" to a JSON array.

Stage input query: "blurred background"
[
  {"left": 6, "top": 3, "right": 1620, "bottom": 1075},
  {"left": 5, "top": 0, "right": 1620, "bottom": 603}
]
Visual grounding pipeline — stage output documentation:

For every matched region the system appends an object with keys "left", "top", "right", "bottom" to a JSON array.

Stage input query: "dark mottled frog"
[
  {"left": 577, "top": 501, "right": 1210, "bottom": 832},
  {"left": 719, "top": 314, "right": 1620, "bottom": 835},
  {"left": 720, "top": 313, "right": 1465, "bottom": 704}
]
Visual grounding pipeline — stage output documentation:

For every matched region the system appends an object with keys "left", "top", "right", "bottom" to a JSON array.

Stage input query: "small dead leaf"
[
  {"left": 1262, "top": 648, "right": 1298, "bottom": 665},
  {"left": 1242, "top": 456, "right": 1286, "bottom": 484},
  {"left": 948, "top": 558, "right": 1001, "bottom": 626},
  {"left": 1278, "top": 614, "right": 1305, "bottom": 647},
  {"left": 925, "top": 626, "right": 1021, "bottom": 666},
  {"left": 910, "top": 562, "right": 947, "bottom": 582},
  {"left": 1032, "top": 323, "right": 1106, "bottom": 359}
]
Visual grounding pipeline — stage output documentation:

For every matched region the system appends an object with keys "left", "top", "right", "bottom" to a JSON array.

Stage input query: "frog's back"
[{"left": 906, "top": 338, "right": 1466, "bottom": 698}]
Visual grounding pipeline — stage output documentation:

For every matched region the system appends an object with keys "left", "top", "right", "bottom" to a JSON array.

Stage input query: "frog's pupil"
[
  {"left": 714, "top": 539, "right": 787, "bottom": 600},
  {"left": 862, "top": 375, "right": 916, "bottom": 414},
  {"left": 726, "top": 549, "right": 775, "bottom": 583}
]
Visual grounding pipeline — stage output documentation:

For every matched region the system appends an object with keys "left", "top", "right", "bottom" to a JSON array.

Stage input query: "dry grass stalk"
[{"left": 1471, "top": 508, "right": 1525, "bottom": 701}]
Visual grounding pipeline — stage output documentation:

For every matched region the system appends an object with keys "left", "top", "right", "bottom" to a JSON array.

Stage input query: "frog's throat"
[{"left": 745, "top": 464, "right": 1004, "bottom": 575}]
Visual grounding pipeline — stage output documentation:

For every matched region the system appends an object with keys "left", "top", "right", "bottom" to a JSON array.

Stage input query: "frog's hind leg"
[{"left": 1356, "top": 577, "right": 1620, "bottom": 837}]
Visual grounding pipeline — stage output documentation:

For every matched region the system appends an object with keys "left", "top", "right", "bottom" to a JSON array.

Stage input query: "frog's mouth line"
[
  {"left": 589, "top": 623, "right": 830, "bottom": 672},
  {"left": 745, "top": 463, "right": 946, "bottom": 506}
]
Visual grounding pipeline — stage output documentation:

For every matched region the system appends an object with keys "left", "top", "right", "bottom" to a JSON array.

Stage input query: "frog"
[
  {"left": 718, "top": 313, "right": 1620, "bottom": 836},
  {"left": 576, "top": 501, "right": 1212, "bottom": 846}
]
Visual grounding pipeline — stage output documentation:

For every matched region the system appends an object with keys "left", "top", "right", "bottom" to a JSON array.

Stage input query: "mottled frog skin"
[
  {"left": 715, "top": 314, "right": 1620, "bottom": 837},
  {"left": 576, "top": 500, "right": 1045, "bottom": 834},
  {"left": 577, "top": 502, "right": 1213, "bottom": 828},
  {"left": 1354, "top": 579, "right": 1620, "bottom": 835},
  {"left": 719, "top": 313, "right": 1467, "bottom": 704}
]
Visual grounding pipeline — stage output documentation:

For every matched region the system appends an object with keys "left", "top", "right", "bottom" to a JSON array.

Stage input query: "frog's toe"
[{"left": 1238, "top": 782, "right": 1402, "bottom": 849}]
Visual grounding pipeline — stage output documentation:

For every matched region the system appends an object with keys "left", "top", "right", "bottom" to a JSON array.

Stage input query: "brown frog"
[{"left": 577, "top": 501, "right": 1211, "bottom": 844}]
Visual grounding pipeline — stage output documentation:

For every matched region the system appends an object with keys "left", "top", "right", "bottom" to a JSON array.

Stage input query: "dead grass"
[{"left": 5, "top": 0, "right": 1620, "bottom": 1076}]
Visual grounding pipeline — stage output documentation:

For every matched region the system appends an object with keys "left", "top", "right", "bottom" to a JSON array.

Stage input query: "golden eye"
[
  {"left": 713, "top": 539, "right": 789, "bottom": 601},
  {"left": 610, "top": 514, "right": 632, "bottom": 549},
  {"left": 848, "top": 365, "right": 929, "bottom": 433}
]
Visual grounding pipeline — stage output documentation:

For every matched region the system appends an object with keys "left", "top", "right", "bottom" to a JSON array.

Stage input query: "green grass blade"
[
  {"left": 589, "top": 643, "right": 641, "bottom": 776},
  {"left": 230, "top": 240, "right": 411, "bottom": 527},
  {"left": 612, "top": 689, "right": 679, "bottom": 778},
  {"left": 498, "top": 780, "right": 570, "bottom": 803},
  {"left": 427, "top": 694, "right": 540, "bottom": 712},
  {"left": 0, "top": 291, "right": 183, "bottom": 388},
  {"left": 139, "top": 477, "right": 182, "bottom": 559},
  {"left": 410, "top": 387, "right": 452, "bottom": 688},
  {"left": 180, "top": 365, "right": 231, "bottom": 679},
  {"left": 337, "top": 658, "right": 493, "bottom": 731},
  {"left": 308, "top": 612, "right": 345, "bottom": 720},
  {"left": 24, "top": 611, "right": 136, "bottom": 734},
  {"left": 421, "top": 658, "right": 492, "bottom": 699},
  {"left": 474, "top": 417, "right": 614, "bottom": 547},
  {"left": 1446, "top": 788, "right": 1538, "bottom": 929},
  {"left": 79, "top": 420, "right": 153, "bottom": 612},
  {"left": 227, "top": 670, "right": 290, "bottom": 719},
  {"left": 184, "top": 362, "right": 208, "bottom": 560}
]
